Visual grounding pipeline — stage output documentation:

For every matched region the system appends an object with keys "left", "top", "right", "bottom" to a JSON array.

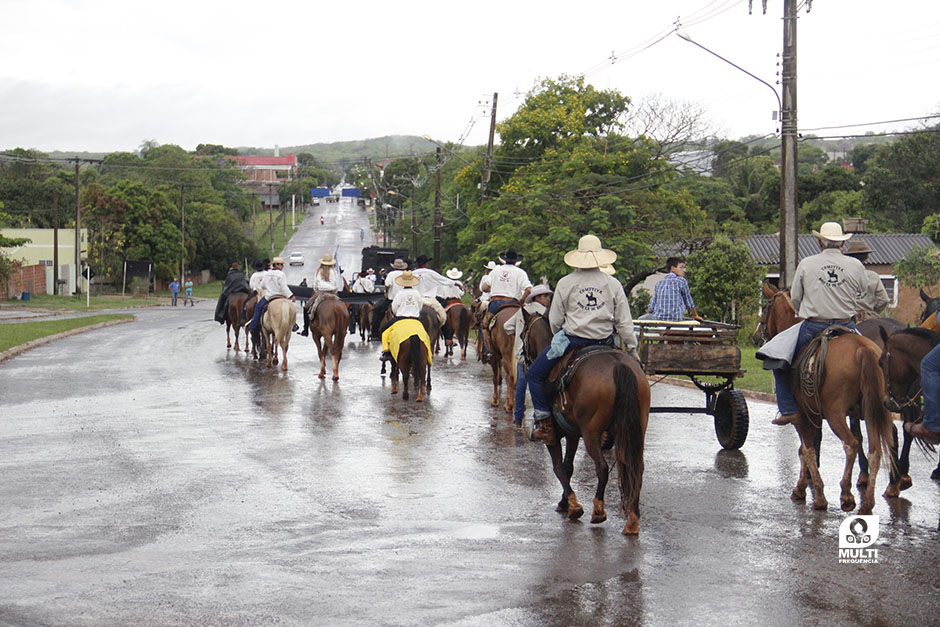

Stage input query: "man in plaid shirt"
[{"left": 643, "top": 257, "right": 701, "bottom": 321}]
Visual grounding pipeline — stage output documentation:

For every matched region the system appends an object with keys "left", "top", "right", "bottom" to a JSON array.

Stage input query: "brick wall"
[{"left": 4, "top": 264, "right": 47, "bottom": 299}]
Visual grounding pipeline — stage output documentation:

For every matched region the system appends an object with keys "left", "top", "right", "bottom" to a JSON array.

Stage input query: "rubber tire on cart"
[{"left": 713, "top": 388, "right": 749, "bottom": 450}]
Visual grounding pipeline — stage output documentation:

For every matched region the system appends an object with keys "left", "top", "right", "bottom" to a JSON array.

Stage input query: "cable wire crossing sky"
[{"left": 1, "top": 0, "right": 938, "bottom": 152}]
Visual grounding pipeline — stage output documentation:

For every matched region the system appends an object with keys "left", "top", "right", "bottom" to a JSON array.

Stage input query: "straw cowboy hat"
[
  {"left": 446, "top": 267, "right": 463, "bottom": 280},
  {"left": 599, "top": 264, "right": 616, "bottom": 275},
  {"left": 390, "top": 258, "right": 408, "bottom": 270},
  {"left": 812, "top": 222, "right": 852, "bottom": 242},
  {"left": 843, "top": 239, "right": 873, "bottom": 256},
  {"left": 318, "top": 253, "right": 337, "bottom": 266},
  {"left": 395, "top": 270, "right": 420, "bottom": 287},
  {"left": 525, "top": 284, "right": 553, "bottom": 303},
  {"left": 483, "top": 261, "right": 497, "bottom": 270},
  {"left": 564, "top": 235, "right": 617, "bottom": 269},
  {"left": 271, "top": 257, "right": 287, "bottom": 265}
]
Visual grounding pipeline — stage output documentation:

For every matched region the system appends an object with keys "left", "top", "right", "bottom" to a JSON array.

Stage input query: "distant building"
[
  {"left": 1, "top": 227, "right": 88, "bottom": 296},
  {"left": 228, "top": 154, "right": 297, "bottom": 183}
]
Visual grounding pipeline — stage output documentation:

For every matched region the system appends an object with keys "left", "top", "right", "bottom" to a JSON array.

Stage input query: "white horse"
[{"left": 262, "top": 297, "right": 297, "bottom": 371}]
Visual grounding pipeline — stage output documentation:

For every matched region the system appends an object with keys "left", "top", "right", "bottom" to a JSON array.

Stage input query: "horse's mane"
[{"left": 896, "top": 327, "right": 940, "bottom": 347}]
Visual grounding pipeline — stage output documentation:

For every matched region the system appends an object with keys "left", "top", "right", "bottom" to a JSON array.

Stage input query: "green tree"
[
  {"left": 686, "top": 236, "right": 764, "bottom": 323},
  {"left": 894, "top": 246, "right": 940, "bottom": 290}
]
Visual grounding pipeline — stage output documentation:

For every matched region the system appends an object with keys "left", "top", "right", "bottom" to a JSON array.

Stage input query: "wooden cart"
[{"left": 635, "top": 320, "right": 749, "bottom": 449}]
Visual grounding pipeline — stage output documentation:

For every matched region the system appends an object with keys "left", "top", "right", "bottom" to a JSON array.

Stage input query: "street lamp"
[{"left": 676, "top": 31, "right": 797, "bottom": 288}]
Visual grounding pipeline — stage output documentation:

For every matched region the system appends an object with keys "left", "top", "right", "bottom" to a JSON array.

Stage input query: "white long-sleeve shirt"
[
  {"left": 489, "top": 264, "right": 531, "bottom": 300},
  {"left": 260, "top": 269, "right": 293, "bottom": 299},
  {"left": 391, "top": 287, "right": 423, "bottom": 317},
  {"left": 313, "top": 267, "right": 343, "bottom": 292},
  {"left": 412, "top": 267, "right": 457, "bottom": 299},
  {"left": 549, "top": 268, "right": 636, "bottom": 350}
]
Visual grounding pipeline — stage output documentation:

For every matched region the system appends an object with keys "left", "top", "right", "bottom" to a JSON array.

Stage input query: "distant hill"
[{"left": 237, "top": 135, "right": 447, "bottom": 168}]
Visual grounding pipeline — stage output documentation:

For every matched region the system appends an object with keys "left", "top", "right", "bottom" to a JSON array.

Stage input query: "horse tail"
[
  {"left": 858, "top": 344, "right": 897, "bottom": 476},
  {"left": 409, "top": 335, "right": 423, "bottom": 386},
  {"left": 613, "top": 361, "right": 644, "bottom": 518},
  {"left": 458, "top": 306, "right": 469, "bottom": 341}
]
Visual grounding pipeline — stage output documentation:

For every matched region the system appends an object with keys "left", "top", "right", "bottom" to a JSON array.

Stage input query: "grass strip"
[
  {"left": 0, "top": 314, "right": 134, "bottom": 353},
  {"left": 1, "top": 294, "right": 164, "bottom": 311}
]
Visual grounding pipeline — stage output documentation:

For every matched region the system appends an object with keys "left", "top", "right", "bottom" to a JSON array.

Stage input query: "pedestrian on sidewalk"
[
  {"left": 169, "top": 278, "right": 180, "bottom": 306},
  {"left": 184, "top": 277, "right": 194, "bottom": 306}
]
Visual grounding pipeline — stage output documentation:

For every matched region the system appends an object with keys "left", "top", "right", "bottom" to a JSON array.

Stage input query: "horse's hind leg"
[
  {"left": 827, "top": 416, "right": 858, "bottom": 512},
  {"left": 851, "top": 416, "right": 869, "bottom": 487},
  {"left": 226, "top": 322, "right": 232, "bottom": 349},
  {"left": 796, "top": 420, "right": 828, "bottom": 510},
  {"left": 583, "top": 435, "right": 609, "bottom": 524},
  {"left": 548, "top": 439, "right": 582, "bottom": 519},
  {"left": 280, "top": 336, "right": 289, "bottom": 371},
  {"left": 390, "top": 361, "right": 399, "bottom": 395}
]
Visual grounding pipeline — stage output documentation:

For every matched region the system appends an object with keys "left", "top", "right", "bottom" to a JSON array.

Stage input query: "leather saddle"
[
  {"left": 792, "top": 324, "right": 855, "bottom": 411},
  {"left": 547, "top": 343, "right": 619, "bottom": 441}
]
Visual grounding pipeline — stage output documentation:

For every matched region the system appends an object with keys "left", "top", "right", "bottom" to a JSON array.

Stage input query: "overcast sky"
[{"left": 2, "top": 0, "right": 939, "bottom": 154}]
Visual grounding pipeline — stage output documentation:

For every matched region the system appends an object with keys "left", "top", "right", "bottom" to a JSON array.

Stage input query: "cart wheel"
[{"left": 713, "top": 388, "right": 749, "bottom": 450}]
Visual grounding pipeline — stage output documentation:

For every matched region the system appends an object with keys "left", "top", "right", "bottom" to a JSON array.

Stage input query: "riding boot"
[
  {"left": 772, "top": 412, "right": 798, "bottom": 426},
  {"left": 531, "top": 410, "right": 556, "bottom": 445},
  {"left": 300, "top": 308, "right": 310, "bottom": 336}
]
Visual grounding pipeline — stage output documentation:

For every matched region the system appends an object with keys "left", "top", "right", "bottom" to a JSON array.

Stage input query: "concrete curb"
[
  {"left": 0, "top": 317, "right": 136, "bottom": 363},
  {"left": 650, "top": 375, "right": 776, "bottom": 404}
]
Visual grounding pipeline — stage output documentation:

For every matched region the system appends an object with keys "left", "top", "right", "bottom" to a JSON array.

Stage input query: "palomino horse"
[
  {"left": 483, "top": 306, "right": 518, "bottom": 413},
  {"left": 311, "top": 295, "right": 349, "bottom": 380},
  {"left": 226, "top": 292, "right": 248, "bottom": 352},
  {"left": 390, "top": 334, "right": 430, "bottom": 401},
  {"left": 444, "top": 301, "right": 471, "bottom": 360},
  {"left": 521, "top": 309, "right": 650, "bottom": 535},
  {"left": 754, "top": 283, "right": 896, "bottom": 513},
  {"left": 261, "top": 297, "right": 296, "bottom": 371},
  {"left": 878, "top": 327, "right": 940, "bottom": 481}
]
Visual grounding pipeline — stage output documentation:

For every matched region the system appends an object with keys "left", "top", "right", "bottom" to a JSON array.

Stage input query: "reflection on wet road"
[{"left": 2, "top": 205, "right": 939, "bottom": 624}]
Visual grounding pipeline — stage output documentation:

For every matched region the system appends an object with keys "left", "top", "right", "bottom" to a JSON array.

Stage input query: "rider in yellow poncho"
[{"left": 380, "top": 270, "right": 433, "bottom": 365}]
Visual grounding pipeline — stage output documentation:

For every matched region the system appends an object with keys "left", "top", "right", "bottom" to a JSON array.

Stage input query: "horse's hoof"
[
  {"left": 590, "top": 513, "right": 607, "bottom": 524},
  {"left": 883, "top": 485, "right": 901, "bottom": 498},
  {"left": 812, "top": 498, "right": 828, "bottom": 511},
  {"left": 332, "top": 376, "right": 339, "bottom": 381},
  {"left": 555, "top": 502, "right": 568, "bottom": 513},
  {"left": 791, "top": 488, "right": 806, "bottom": 502},
  {"left": 490, "top": 400, "right": 499, "bottom": 407},
  {"left": 859, "top": 503, "right": 874, "bottom": 516},
  {"left": 931, "top": 468, "right": 940, "bottom": 482},
  {"left": 568, "top": 506, "right": 584, "bottom": 521},
  {"left": 856, "top": 472, "right": 869, "bottom": 488},
  {"left": 318, "top": 374, "right": 326, "bottom": 379},
  {"left": 622, "top": 513, "right": 640, "bottom": 535},
  {"left": 840, "top": 497, "right": 856, "bottom": 512},
  {"left": 900, "top": 475, "right": 913, "bottom": 490},
  {"left": 416, "top": 395, "right": 424, "bottom": 402}
]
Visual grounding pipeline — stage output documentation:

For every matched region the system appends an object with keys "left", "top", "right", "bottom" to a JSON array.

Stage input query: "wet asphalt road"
[{"left": 2, "top": 199, "right": 940, "bottom": 626}]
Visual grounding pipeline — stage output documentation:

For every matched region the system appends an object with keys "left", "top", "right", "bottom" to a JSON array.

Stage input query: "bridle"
[
  {"left": 754, "top": 291, "right": 789, "bottom": 346},
  {"left": 520, "top": 312, "right": 548, "bottom": 367},
  {"left": 880, "top": 340, "right": 922, "bottom": 411}
]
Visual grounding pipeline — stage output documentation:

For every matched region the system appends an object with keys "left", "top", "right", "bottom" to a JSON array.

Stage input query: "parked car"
[{"left": 289, "top": 251, "right": 304, "bottom": 266}]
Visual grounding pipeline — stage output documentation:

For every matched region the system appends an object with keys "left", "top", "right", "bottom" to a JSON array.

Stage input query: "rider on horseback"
[
  {"left": 301, "top": 253, "right": 343, "bottom": 336},
  {"left": 481, "top": 249, "right": 531, "bottom": 358},
  {"left": 370, "top": 258, "right": 409, "bottom": 340},
  {"left": 771, "top": 222, "right": 868, "bottom": 426},
  {"left": 248, "top": 257, "right": 296, "bottom": 337},
  {"left": 528, "top": 235, "right": 638, "bottom": 444},
  {"left": 380, "top": 271, "right": 430, "bottom": 360},
  {"left": 843, "top": 239, "right": 889, "bottom": 319}
]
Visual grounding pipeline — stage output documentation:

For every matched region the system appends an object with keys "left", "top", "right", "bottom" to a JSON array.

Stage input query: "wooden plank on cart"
[{"left": 640, "top": 343, "right": 741, "bottom": 374}]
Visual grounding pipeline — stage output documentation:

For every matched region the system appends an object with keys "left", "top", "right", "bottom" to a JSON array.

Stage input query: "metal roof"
[{"left": 745, "top": 233, "right": 935, "bottom": 266}]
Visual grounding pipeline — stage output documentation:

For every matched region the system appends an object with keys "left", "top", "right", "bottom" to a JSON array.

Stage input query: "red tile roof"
[{"left": 229, "top": 155, "right": 297, "bottom": 167}]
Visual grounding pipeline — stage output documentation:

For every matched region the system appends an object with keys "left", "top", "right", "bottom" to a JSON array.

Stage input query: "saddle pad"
[
  {"left": 549, "top": 344, "right": 619, "bottom": 436},
  {"left": 382, "top": 318, "right": 433, "bottom": 366}
]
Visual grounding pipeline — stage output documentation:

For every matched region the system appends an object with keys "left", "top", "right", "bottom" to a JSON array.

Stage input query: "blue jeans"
[
  {"left": 527, "top": 334, "right": 611, "bottom": 414},
  {"left": 773, "top": 319, "right": 855, "bottom": 415},
  {"left": 514, "top": 362, "right": 527, "bottom": 425},
  {"left": 171, "top": 292, "right": 178, "bottom": 306},
  {"left": 249, "top": 296, "right": 268, "bottom": 331},
  {"left": 184, "top": 293, "right": 193, "bottom": 306},
  {"left": 921, "top": 343, "right": 940, "bottom": 432}
]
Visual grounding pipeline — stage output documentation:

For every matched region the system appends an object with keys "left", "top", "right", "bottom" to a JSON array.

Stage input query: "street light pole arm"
[{"left": 676, "top": 32, "right": 782, "bottom": 116}]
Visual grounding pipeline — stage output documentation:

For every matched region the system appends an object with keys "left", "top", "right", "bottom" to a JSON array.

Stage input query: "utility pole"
[
  {"left": 433, "top": 147, "right": 442, "bottom": 271},
  {"left": 481, "top": 92, "right": 498, "bottom": 201},
  {"left": 53, "top": 189, "right": 59, "bottom": 296},
  {"left": 779, "top": 0, "right": 799, "bottom": 288},
  {"left": 179, "top": 184, "right": 186, "bottom": 284},
  {"left": 268, "top": 183, "right": 275, "bottom": 253},
  {"left": 73, "top": 159, "right": 81, "bottom": 295},
  {"left": 410, "top": 193, "right": 416, "bottom": 261}
]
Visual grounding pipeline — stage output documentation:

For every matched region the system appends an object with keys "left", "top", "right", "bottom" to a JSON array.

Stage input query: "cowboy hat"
[
  {"left": 446, "top": 267, "right": 463, "bottom": 280},
  {"left": 414, "top": 254, "right": 432, "bottom": 266},
  {"left": 525, "top": 284, "right": 553, "bottom": 303},
  {"left": 564, "top": 234, "right": 617, "bottom": 269},
  {"left": 318, "top": 253, "right": 336, "bottom": 266},
  {"left": 390, "top": 258, "right": 408, "bottom": 270},
  {"left": 395, "top": 270, "right": 420, "bottom": 287},
  {"left": 812, "top": 222, "right": 852, "bottom": 242},
  {"left": 271, "top": 257, "right": 287, "bottom": 265},
  {"left": 366, "top": 268, "right": 374, "bottom": 274},
  {"left": 483, "top": 261, "right": 497, "bottom": 270},
  {"left": 843, "top": 239, "right": 873, "bottom": 256},
  {"left": 599, "top": 264, "right": 616, "bottom": 275},
  {"left": 499, "top": 249, "right": 524, "bottom": 264}
]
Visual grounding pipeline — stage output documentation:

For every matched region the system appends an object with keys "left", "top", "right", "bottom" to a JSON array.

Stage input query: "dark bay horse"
[
  {"left": 417, "top": 305, "right": 439, "bottom": 391},
  {"left": 244, "top": 293, "right": 260, "bottom": 359},
  {"left": 226, "top": 292, "right": 248, "bottom": 352},
  {"left": 359, "top": 303, "right": 373, "bottom": 342},
  {"left": 390, "top": 334, "right": 430, "bottom": 401},
  {"left": 521, "top": 309, "right": 650, "bottom": 535},
  {"left": 445, "top": 302, "right": 471, "bottom": 360},
  {"left": 878, "top": 326, "right": 940, "bottom": 481},
  {"left": 311, "top": 296, "right": 349, "bottom": 380},
  {"left": 754, "top": 283, "right": 896, "bottom": 514}
]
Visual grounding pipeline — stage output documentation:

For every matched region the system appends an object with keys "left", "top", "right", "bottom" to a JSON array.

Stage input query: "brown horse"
[
  {"left": 417, "top": 305, "right": 440, "bottom": 391},
  {"left": 311, "top": 295, "right": 349, "bottom": 380},
  {"left": 261, "top": 297, "right": 296, "bottom": 371},
  {"left": 390, "top": 334, "right": 430, "bottom": 401},
  {"left": 521, "top": 309, "right": 650, "bottom": 535},
  {"left": 359, "top": 303, "right": 373, "bottom": 341},
  {"left": 444, "top": 302, "right": 471, "bottom": 360},
  {"left": 226, "top": 292, "right": 248, "bottom": 351},
  {"left": 754, "top": 282, "right": 896, "bottom": 514},
  {"left": 483, "top": 306, "right": 519, "bottom": 413},
  {"left": 244, "top": 293, "right": 260, "bottom": 359}
]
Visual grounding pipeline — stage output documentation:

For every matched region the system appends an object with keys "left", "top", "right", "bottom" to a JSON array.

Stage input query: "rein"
[
  {"left": 521, "top": 313, "right": 547, "bottom": 367},
  {"left": 882, "top": 342, "right": 923, "bottom": 410}
]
